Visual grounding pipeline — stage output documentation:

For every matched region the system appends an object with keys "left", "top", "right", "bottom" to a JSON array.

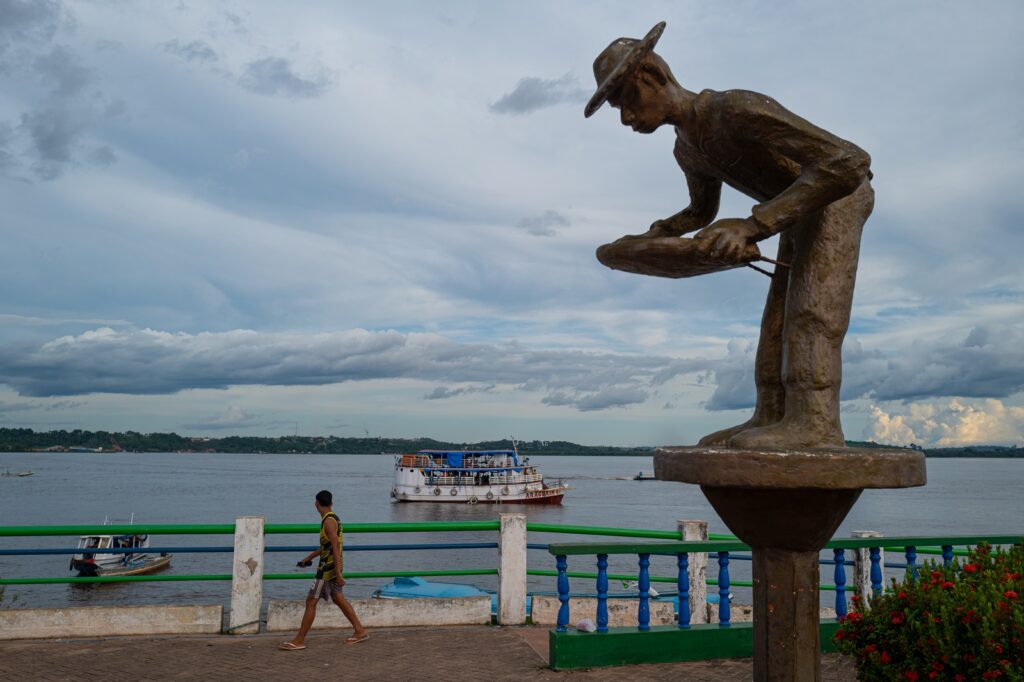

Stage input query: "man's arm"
[
  {"left": 644, "top": 142, "right": 722, "bottom": 237},
  {"left": 726, "top": 91, "right": 871, "bottom": 238},
  {"left": 324, "top": 517, "right": 344, "bottom": 585}
]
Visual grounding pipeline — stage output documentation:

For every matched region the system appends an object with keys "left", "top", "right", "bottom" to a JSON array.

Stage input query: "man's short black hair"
[{"left": 315, "top": 490, "right": 332, "bottom": 506}]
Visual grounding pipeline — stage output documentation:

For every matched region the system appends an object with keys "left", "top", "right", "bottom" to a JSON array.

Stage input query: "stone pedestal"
[{"left": 655, "top": 446, "right": 925, "bottom": 682}]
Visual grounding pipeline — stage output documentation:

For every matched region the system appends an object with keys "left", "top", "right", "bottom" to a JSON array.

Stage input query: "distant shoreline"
[{"left": 1, "top": 428, "right": 1020, "bottom": 458}]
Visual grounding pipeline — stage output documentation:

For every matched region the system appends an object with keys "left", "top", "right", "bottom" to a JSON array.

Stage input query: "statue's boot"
[
  {"left": 698, "top": 385, "right": 784, "bottom": 445},
  {"left": 727, "top": 386, "right": 845, "bottom": 449}
]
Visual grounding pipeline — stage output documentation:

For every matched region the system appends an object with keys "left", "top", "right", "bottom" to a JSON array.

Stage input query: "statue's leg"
[
  {"left": 729, "top": 181, "right": 873, "bottom": 449},
  {"left": 698, "top": 235, "right": 792, "bottom": 445}
]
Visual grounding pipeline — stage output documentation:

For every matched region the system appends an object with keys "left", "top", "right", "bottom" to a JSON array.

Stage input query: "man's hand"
[
  {"left": 335, "top": 576, "right": 346, "bottom": 587},
  {"left": 296, "top": 559, "right": 312, "bottom": 568},
  {"left": 693, "top": 218, "right": 762, "bottom": 261}
]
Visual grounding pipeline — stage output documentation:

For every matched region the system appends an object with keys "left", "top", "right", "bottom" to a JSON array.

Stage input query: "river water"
[{"left": 0, "top": 452, "right": 1021, "bottom": 609}]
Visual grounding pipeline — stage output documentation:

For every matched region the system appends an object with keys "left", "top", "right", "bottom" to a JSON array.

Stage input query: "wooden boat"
[
  {"left": 69, "top": 521, "right": 172, "bottom": 577},
  {"left": 391, "top": 440, "right": 568, "bottom": 504}
]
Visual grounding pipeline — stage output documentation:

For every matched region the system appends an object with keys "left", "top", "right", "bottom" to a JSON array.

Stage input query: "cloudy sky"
[{"left": 2, "top": 1, "right": 1023, "bottom": 447}]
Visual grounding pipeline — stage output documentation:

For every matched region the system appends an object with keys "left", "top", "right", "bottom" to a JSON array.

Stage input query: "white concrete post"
[
  {"left": 678, "top": 519, "right": 709, "bottom": 624},
  {"left": 228, "top": 516, "right": 265, "bottom": 634},
  {"left": 497, "top": 513, "right": 527, "bottom": 625},
  {"left": 852, "top": 530, "right": 884, "bottom": 609}
]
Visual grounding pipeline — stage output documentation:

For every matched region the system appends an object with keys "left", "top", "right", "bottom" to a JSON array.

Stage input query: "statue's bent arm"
[
  {"left": 723, "top": 91, "right": 871, "bottom": 237},
  {"left": 651, "top": 144, "right": 722, "bottom": 236}
]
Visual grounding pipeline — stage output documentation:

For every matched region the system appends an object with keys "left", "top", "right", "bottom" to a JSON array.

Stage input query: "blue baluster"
[
  {"left": 941, "top": 545, "right": 954, "bottom": 569},
  {"left": 677, "top": 553, "right": 690, "bottom": 629},
  {"left": 833, "top": 548, "right": 847, "bottom": 618},
  {"left": 869, "top": 547, "right": 883, "bottom": 600},
  {"left": 596, "top": 554, "right": 609, "bottom": 633},
  {"left": 905, "top": 546, "right": 918, "bottom": 582},
  {"left": 556, "top": 555, "right": 569, "bottom": 633},
  {"left": 718, "top": 551, "right": 731, "bottom": 627},
  {"left": 637, "top": 553, "right": 651, "bottom": 631}
]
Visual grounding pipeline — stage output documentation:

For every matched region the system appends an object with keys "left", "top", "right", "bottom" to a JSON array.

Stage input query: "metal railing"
[{"left": 546, "top": 534, "right": 1024, "bottom": 633}]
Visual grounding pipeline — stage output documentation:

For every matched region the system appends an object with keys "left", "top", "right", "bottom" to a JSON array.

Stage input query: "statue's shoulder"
[{"left": 703, "top": 89, "right": 780, "bottom": 113}]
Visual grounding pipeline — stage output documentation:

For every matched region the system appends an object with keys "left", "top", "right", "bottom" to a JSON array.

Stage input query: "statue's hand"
[
  {"left": 693, "top": 218, "right": 761, "bottom": 261},
  {"left": 617, "top": 218, "right": 683, "bottom": 242},
  {"left": 646, "top": 218, "right": 684, "bottom": 238}
]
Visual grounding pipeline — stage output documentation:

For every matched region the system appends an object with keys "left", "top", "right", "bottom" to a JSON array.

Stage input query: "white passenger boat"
[
  {"left": 391, "top": 445, "right": 567, "bottom": 504},
  {"left": 69, "top": 518, "right": 171, "bottom": 577}
]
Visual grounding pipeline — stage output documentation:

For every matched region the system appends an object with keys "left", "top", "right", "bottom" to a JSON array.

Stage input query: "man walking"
[{"left": 279, "top": 490, "right": 369, "bottom": 650}]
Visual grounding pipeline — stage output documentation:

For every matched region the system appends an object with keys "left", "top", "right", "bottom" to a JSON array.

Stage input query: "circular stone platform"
[{"left": 654, "top": 445, "right": 926, "bottom": 490}]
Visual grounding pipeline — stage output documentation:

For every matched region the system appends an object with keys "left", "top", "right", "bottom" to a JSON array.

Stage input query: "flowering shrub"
[{"left": 834, "top": 542, "right": 1023, "bottom": 681}]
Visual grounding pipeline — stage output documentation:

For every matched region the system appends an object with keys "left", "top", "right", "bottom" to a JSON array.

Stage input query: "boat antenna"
[{"left": 510, "top": 436, "right": 519, "bottom": 457}]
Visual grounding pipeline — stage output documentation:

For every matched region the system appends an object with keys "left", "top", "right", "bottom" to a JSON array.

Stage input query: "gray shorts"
[{"left": 308, "top": 576, "right": 344, "bottom": 601}]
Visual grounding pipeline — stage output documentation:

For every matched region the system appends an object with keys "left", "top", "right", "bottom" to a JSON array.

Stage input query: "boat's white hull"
[{"left": 392, "top": 482, "right": 565, "bottom": 504}]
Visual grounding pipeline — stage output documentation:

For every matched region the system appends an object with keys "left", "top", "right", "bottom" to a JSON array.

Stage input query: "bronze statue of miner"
[{"left": 588, "top": 22, "right": 873, "bottom": 450}]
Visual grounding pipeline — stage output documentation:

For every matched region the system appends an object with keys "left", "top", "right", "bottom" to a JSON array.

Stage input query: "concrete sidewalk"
[{"left": 0, "top": 626, "right": 856, "bottom": 681}]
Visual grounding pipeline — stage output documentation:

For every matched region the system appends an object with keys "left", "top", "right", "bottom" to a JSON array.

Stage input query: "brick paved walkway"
[{"left": 0, "top": 626, "right": 856, "bottom": 681}]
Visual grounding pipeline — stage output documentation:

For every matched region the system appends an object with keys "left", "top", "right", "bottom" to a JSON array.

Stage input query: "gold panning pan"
[{"left": 596, "top": 235, "right": 783, "bottom": 278}]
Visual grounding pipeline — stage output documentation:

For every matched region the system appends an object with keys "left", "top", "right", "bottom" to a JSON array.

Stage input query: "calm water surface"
[{"left": 0, "top": 452, "right": 1021, "bottom": 609}]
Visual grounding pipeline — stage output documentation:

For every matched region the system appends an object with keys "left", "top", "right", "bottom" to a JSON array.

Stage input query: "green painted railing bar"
[
  {"left": 265, "top": 569, "right": 498, "bottom": 580},
  {"left": 549, "top": 541, "right": 750, "bottom": 556},
  {"left": 0, "top": 574, "right": 232, "bottom": 585},
  {"left": 548, "top": 535, "right": 1022, "bottom": 557},
  {"left": 265, "top": 521, "right": 501, "bottom": 534},
  {"left": 0, "top": 521, "right": 505, "bottom": 537},
  {"left": 0, "top": 524, "right": 237, "bottom": 537},
  {"left": 527, "top": 523, "right": 680, "bottom": 540}
]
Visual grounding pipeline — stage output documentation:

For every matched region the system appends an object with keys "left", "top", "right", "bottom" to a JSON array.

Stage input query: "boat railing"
[{"left": 421, "top": 473, "right": 544, "bottom": 486}]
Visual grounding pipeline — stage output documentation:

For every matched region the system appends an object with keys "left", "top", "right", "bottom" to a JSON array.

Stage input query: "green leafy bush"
[{"left": 835, "top": 542, "right": 1024, "bottom": 681}]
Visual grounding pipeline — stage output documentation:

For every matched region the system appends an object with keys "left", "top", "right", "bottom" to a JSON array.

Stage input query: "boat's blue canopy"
[{"left": 418, "top": 450, "right": 519, "bottom": 467}]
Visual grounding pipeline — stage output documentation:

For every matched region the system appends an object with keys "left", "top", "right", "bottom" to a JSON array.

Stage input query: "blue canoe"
[{"left": 371, "top": 577, "right": 728, "bottom": 617}]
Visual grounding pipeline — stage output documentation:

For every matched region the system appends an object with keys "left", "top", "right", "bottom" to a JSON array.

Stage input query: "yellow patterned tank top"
[{"left": 316, "top": 511, "right": 342, "bottom": 580}]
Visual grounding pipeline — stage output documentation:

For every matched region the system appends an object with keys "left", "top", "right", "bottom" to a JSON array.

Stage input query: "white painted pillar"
[
  {"left": 497, "top": 512, "right": 527, "bottom": 625},
  {"left": 228, "top": 516, "right": 265, "bottom": 634},
  {"left": 678, "top": 519, "right": 709, "bottom": 624},
  {"left": 852, "top": 530, "right": 884, "bottom": 609}
]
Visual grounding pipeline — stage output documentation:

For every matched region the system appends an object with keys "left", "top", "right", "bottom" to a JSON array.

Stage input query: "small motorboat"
[
  {"left": 1, "top": 469, "right": 34, "bottom": 477},
  {"left": 633, "top": 471, "right": 657, "bottom": 480},
  {"left": 69, "top": 518, "right": 171, "bottom": 577}
]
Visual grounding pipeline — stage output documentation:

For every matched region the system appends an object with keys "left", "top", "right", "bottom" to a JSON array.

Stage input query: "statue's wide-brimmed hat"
[{"left": 584, "top": 21, "right": 666, "bottom": 118}]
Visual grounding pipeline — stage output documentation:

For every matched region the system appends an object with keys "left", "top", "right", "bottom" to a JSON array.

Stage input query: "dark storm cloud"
[
  {"left": 0, "top": 0, "right": 63, "bottom": 63},
  {"left": 160, "top": 39, "right": 218, "bottom": 64},
  {"left": 1, "top": 15, "right": 116, "bottom": 180},
  {"left": 0, "top": 327, "right": 703, "bottom": 413},
  {"left": 516, "top": 210, "right": 570, "bottom": 237},
  {"left": 489, "top": 73, "right": 588, "bottom": 115},
  {"left": 425, "top": 384, "right": 495, "bottom": 400},
  {"left": 238, "top": 57, "right": 330, "bottom": 98}
]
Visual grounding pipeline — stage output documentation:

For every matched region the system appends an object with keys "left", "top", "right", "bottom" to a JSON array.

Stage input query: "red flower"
[
  {"left": 881, "top": 651, "right": 891, "bottom": 664},
  {"left": 904, "top": 671, "right": 919, "bottom": 681},
  {"left": 928, "top": 673, "right": 937, "bottom": 680},
  {"left": 942, "top": 581, "right": 955, "bottom": 589},
  {"left": 964, "top": 563, "right": 979, "bottom": 573},
  {"left": 864, "top": 644, "right": 877, "bottom": 654},
  {"left": 1005, "top": 590, "right": 1018, "bottom": 600},
  {"left": 897, "top": 590, "right": 908, "bottom": 599},
  {"left": 954, "top": 676, "right": 966, "bottom": 682},
  {"left": 845, "top": 611, "right": 863, "bottom": 622},
  {"left": 891, "top": 610, "right": 905, "bottom": 625}
]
